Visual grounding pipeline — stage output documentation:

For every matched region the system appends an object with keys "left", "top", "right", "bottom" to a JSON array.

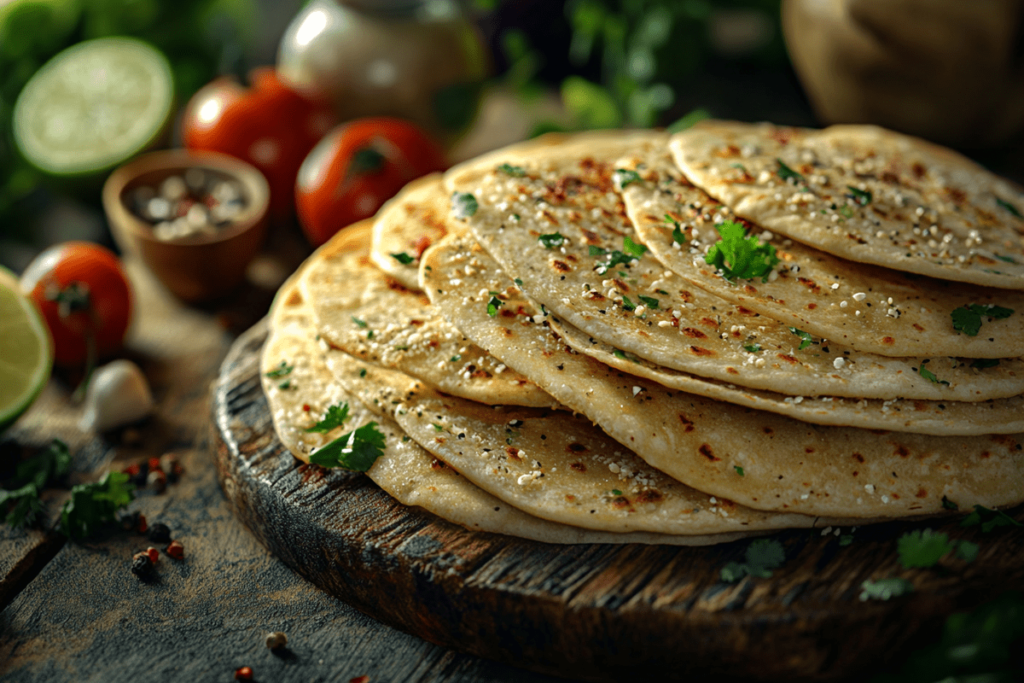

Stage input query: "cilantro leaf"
[
  {"left": 589, "top": 245, "right": 607, "bottom": 257},
  {"left": 265, "top": 361, "right": 294, "bottom": 379},
  {"left": 952, "top": 304, "right": 1015, "bottom": 336},
  {"left": 960, "top": 505, "right": 1023, "bottom": 532},
  {"left": 734, "top": 466, "right": 744, "bottom": 476},
  {"left": 623, "top": 236, "right": 648, "bottom": 258},
  {"left": 613, "top": 168, "right": 642, "bottom": 190},
  {"left": 997, "top": 197, "right": 1023, "bottom": 218},
  {"left": 538, "top": 233, "right": 565, "bottom": 249},
  {"left": 487, "top": 296, "right": 503, "bottom": 317},
  {"left": 59, "top": 472, "right": 135, "bottom": 540},
  {"left": 390, "top": 252, "right": 415, "bottom": 265},
  {"left": 720, "top": 538, "right": 786, "bottom": 582},
  {"left": 1, "top": 484, "right": 43, "bottom": 528},
  {"left": 846, "top": 186, "right": 872, "bottom": 206},
  {"left": 744, "top": 344, "right": 761, "bottom": 353},
  {"left": 942, "top": 496, "right": 959, "bottom": 511},
  {"left": 450, "top": 355, "right": 461, "bottom": 362},
  {"left": 838, "top": 205, "right": 854, "bottom": 218},
  {"left": 917, "top": 363, "right": 949, "bottom": 386},
  {"left": 638, "top": 295, "right": 659, "bottom": 309},
  {"left": 839, "top": 534, "right": 854, "bottom": 546},
  {"left": 451, "top": 192, "right": 478, "bottom": 219},
  {"left": 621, "top": 296, "right": 636, "bottom": 312},
  {"left": 956, "top": 540, "right": 980, "bottom": 562},
  {"left": 898, "top": 528, "right": 957, "bottom": 568},
  {"left": 672, "top": 224, "right": 686, "bottom": 245},
  {"left": 859, "top": 578, "right": 914, "bottom": 601},
  {"left": 970, "top": 358, "right": 1000, "bottom": 369},
  {"left": 788, "top": 327, "right": 816, "bottom": 350},
  {"left": 12, "top": 439, "right": 71, "bottom": 490},
  {"left": 309, "top": 422, "right": 386, "bottom": 472},
  {"left": 995, "top": 254, "right": 1018, "bottom": 264},
  {"left": 497, "top": 163, "right": 526, "bottom": 177},
  {"left": 305, "top": 402, "right": 351, "bottom": 433},
  {"left": 775, "top": 159, "right": 803, "bottom": 182},
  {"left": 704, "top": 221, "right": 780, "bottom": 282}
]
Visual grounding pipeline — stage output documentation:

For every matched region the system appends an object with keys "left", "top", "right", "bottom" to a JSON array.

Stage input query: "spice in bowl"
[{"left": 127, "top": 167, "right": 248, "bottom": 242}]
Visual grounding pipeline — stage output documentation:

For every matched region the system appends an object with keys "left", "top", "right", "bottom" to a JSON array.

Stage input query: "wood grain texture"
[{"left": 214, "top": 320, "right": 1024, "bottom": 683}]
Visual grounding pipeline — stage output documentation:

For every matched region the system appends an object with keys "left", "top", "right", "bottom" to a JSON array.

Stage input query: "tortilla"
[
  {"left": 262, "top": 284, "right": 753, "bottom": 545},
  {"left": 370, "top": 173, "right": 452, "bottom": 291},
  {"left": 446, "top": 138, "right": 1020, "bottom": 401},
  {"left": 299, "top": 221, "right": 556, "bottom": 408},
  {"left": 670, "top": 121, "right": 1024, "bottom": 291},
  {"left": 416, "top": 231, "right": 1024, "bottom": 518}
]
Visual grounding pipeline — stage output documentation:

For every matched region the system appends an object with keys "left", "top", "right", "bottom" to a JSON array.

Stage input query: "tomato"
[
  {"left": 181, "top": 67, "right": 335, "bottom": 221},
  {"left": 296, "top": 117, "right": 447, "bottom": 246},
  {"left": 20, "top": 242, "right": 133, "bottom": 367}
]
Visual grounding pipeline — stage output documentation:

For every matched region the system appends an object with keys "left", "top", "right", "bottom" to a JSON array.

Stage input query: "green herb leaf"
[
  {"left": 638, "top": 295, "right": 659, "bottom": 309},
  {"left": 720, "top": 538, "right": 786, "bottom": 582},
  {"left": 621, "top": 296, "right": 636, "bottom": 312},
  {"left": 367, "top": 330, "right": 374, "bottom": 340},
  {"left": 788, "top": 327, "right": 816, "bottom": 350},
  {"left": 666, "top": 107, "right": 710, "bottom": 133},
  {"left": 487, "top": 296, "right": 503, "bottom": 317},
  {"left": 955, "top": 540, "right": 980, "bottom": 562},
  {"left": 265, "top": 361, "right": 294, "bottom": 379},
  {"left": 960, "top": 504, "right": 1023, "bottom": 532},
  {"left": 838, "top": 205, "right": 854, "bottom": 218},
  {"left": 390, "top": 252, "right": 415, "bottom": 265},
  {"left": 497, "top": 163, "right": 526, "bottom": 177},
  {"left": 995, "top": 253, "right": 1018, "bottom": 264},
  {"left": 278, "top": 380, "right": 291, "bottom": 390},
  {"left": 846, "top": 186, "right": 872, "bottom": 206},
  {"left": 359, "top": 368, "right": 367, "bottom": 378},
  {"left": 351, "top": 316, "right": 368, "bottom": 328},
  {"left": 623, "top": 236, "right": 648, "bottom": 258},
  {"left": 859, "top": 578, "right": 914, "bottom": 601},
  {"left": 432, "top": 423, "right": 444, "bottom": 432},
  {"left": 734, "top": 466, "right": 744, "bottom": 476},
  {"left": 1, "top": 484, "right": 43, "bottom": 528},
  {"left": 775, "top": 159, "right": 803, "bottom": 183},
  {"left": 305, "top": 402, "right": 351, "bottom": 433},
  {"left": 309, "top": 422, "right": 386, "bottom": 472},
  {"left": 12, "top": 439, "right": 71, "bottom": 491},
  {"left": 744, "top": 344, "right": 761, "bottom": 353},
  {"left": 539, "top": 232, "right": 565, "bottom": 248},
  {"left": 917, "top": 363, "right": 950, "bottom": 386},
  {"left": 611, "top": 489, "right": 623, "bottom": 496},
  {"left": 704, "top": 221, "right": 780, "bottom": 282},
  {"left": 941, "top": 496, "right": 959, "bottom": 511},
  {"left": 952, "top": 304, "right": 1015, "bottom": 336},
  {"left": 514, "top": 278, "right": 523, "bottom": 287},
  {"left": 451, "top": 192, "right": 478, "bottom": 219},
  {"left": 898, "top": 528, "right": 957, "bottom": 568},
  {"left": 59, "top": 472, "right": 135, "bottom": 540},
  {"left": 672, "top": 224, "right": 687, "bottom": 245},
  {"left": 839, "top": 534, "right": 854, "bottom": 547},
  {"left": 589, "top": 245, "right": 608, "bottom": 257},
  {"left": 450, "top": 355, "right": 461, "bottom": 362},
  {"left": 613, "top": 168, "right": 642, "bottom": 190},
  {"left": 970, "top": 358, "right": 1000, "bottom": 369},
  {"left": 996, "top": 197, "right": 1022, "bottom": 218}
]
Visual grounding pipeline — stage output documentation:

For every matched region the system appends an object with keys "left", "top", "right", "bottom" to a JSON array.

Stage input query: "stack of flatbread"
[{"left": 261, "top": 122, "right": 1024, "bottom": 546}]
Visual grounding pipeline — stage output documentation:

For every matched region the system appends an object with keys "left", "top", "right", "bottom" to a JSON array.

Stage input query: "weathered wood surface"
[
  {"left": 213, "top": 320, "right": 1024, "bottom": 683},
  {"left": 0, "top": 258, "right": 564, "bottom": 683}
]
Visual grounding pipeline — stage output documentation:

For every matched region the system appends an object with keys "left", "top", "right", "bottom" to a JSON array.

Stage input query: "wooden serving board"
[{"left": 211, "top": 321, "right": 1024, "bottom": 682}]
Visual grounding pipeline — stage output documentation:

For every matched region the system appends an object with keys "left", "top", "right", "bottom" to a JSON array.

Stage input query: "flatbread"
[
  {"left": 417, "top": 232, "right": 1024, "bottom": 518},
  {"left": 370, "top": 173, "right": 452, "bottom": 291},
  {"left": 621, "top": 146, "right": 1024, "bottom": 360},
  {"left": 447, "top": 137, "right": 1019, "bottom": 401},
  {"left": 262, "top": 284, "right": 748, "bottom": 545},
  {"left": 299, "top": 221, "right": 556, "bottom": 408},
  {"left": 325, "top": 346, "right": 858, "bottom": 534},
  {"left": 670, "top": 121, "right": 1024, "bottom": 290}
]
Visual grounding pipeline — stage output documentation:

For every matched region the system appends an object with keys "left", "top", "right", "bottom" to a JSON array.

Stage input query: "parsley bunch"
[
  {"left": 59, "top": 472, "right": 135, "bottom": 540},
  {"left": 704, "top": 221, "right": 779, "bottom": 282}
]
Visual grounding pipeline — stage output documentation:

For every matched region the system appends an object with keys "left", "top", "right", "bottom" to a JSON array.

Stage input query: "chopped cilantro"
[
  {"left": 367, "top": 330, "right": 374, "bottom": 340},
  {"left": 450, "top": 355, "right": 461, "bottom": 362},
  {"left": 514, "top": 278, "right": 523, "bottom": 287},
  {"left": 612, "top": 168, "right": 642, "bottom": 190},
  {"left": 306, "top": 402, "right": 350, "bottom": 433},
  {"left": 898, "top": 528, "right": 959, "bottom": 568},
  {"left": 589, "top": 245, "right": 607, "bottom": 257},
  {"left": 359, "top": 368, "right": 367, "bottom": 378},
  {"left": 996, "top": 197, "right": 1022, "bottom": 218},
  {"left": 846, "top": 186, "right": 872, "bottom": 206},
  {"left": 734, "top": 466, "right": 744, "bottom": 476},
  {"left": 721, "top": 538, "right": 786, "bottom": 582},
  {"left": 744, "top": 344, "right": 761, "bottom": 353},
  {"left": 390, "top": 252, "right": 414, "bottom": 265},
  {"left": 278, "top": 380, "right": 291, "bottom": 390},
  {"left": 839, "top": 534, "right": 854, "bottom": 546},
  {"left": 611, "top": 489, "right": 623, "bottom": 496},
  {"left": 487, "top": 296, "right": 503, "bottom": 317},
  {"left": 788, "top": 327, "right": 816, "bottom": 350},
  {"left": 942, "top": 496, "right": 959, "bottom": 511},
  {"left": 705, "top": 221, "right": 780, "bottom": 282},
  {"left": 351, "top": 316, "right": 368, "bottom": 328},
  {"left": 623, "top": 236, "right": 648, "bottom": 258},
  {"left": 952, "top": 303, "right": 1014, "bottom": 336},
  {"left": 970, "top": 358, "right": 1000, "bottom": 369},
  {"left": 309, "top": 422, "right": 386, "bottom": 472},
  {"left": 956, "top": 540, "right": 980, "bottom": 562},
  {"left": 838, "top": 205, "right": 854, "bottom": 218},
  {"left": 1, "top": 484, "right": 42, "bottom": 528},
  {"left": 58, "top": 472, "right": 134, "bottom": 539},
  {"left": 432, "top": 423, "right": 444, "bottom": 432},
  {"left": 730, "top": 162, "right": 747, "bottom": 172},
  {"left": 995, "top": 254, "right": 1018, "bottom": 264},
  {"left": 775, "top": 159, "right": 803, "bottom": 182},
  {"left": 538, "top": 232, "right": 565, "bottom": 248},
  {"left": 638, "top": 295, "right": 659, "bottom": 309},
  {"left": 672, "top": 224, "right": 687, "bottom": 246},
  {"left": 264, "top": 361, "right": 294, "bottom": 379},
  {"left": 12, "top": 439, "right": 71, "bottom": 491},
  {"left": 917, "top": 363, "right": 949, "bottom": 386},
  {"left": 497, "top": 163, "right": 526, "bottom": 177},
  {"left": 621, "top": 296, "right": 636, "bottom": 312},
  {"left": 960, "top": 504, "right": 1023, "bottom": 532},
  {"left": 859, "top": 578, "right": 913, "bottom": 601},
  {"left": 451, "top": 192, "right": 478, "bottom": 219}
]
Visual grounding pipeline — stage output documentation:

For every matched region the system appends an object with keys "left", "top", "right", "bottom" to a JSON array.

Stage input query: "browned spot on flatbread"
[
  {"left": 894, "top": 445, "right": 910, "bottom": 458},
  {"left": 430, "top": 458, "right": 448, "bottom": 471},
  {"left": 552, "top": 260, "right": 570, "bottom": 273},
  {"left": 678, "top": 414, "right": 695, "bottom": 432},
  {"left": 285, "top": 289, "right": 303, "bottom": 306},
  {"left": 980, "top": 451, "right": 991, "bottom": 459},
  {"left": 699, "top": 444, "right": 720, "bottom": 462},
  {"left": 682, "top": 327, "right": 707, "bottom": 339},
  {"left": 726, "top": 367, "right": 739, "bottom": 375},
  {"left": 566, "top": 442, "right": 588, "bottom": 453},
  {"left": 690, "top": 346, "right": 715, "bottom": 357},
  {"left": 777, "top": 353, "right": 798, "bottom": 364},
  {"left": 570, "top": 462, "right": 587, "bottom": 473},
  {"left": 882, "top": 336, "right": 895, "bottom": 346},
  {"left": 916, "top": 487, "right": 928, "bottom": 498},
  {"left": 505, "top": 446, "right": 522, "bottom": 461},
  {"left": 700, "top": 317, "right": 719, "bottom": 328},
  {"left": 635, "top": 489, "right": 664, "bottom": 504},
  {"left": 853, "top": 452, "right": 865, "bottom": 463},
  {"left": 913, "top": 323, "right": 924, "bottom": 331},
  {"left": 913, "top": 401, "right": 928, "bottom": 412},
  {"left": 611, "top": 497, "right": 632, "bottom": 510},
  {"left": 763, "top": 426, "right": 774, "bottom": 435}
]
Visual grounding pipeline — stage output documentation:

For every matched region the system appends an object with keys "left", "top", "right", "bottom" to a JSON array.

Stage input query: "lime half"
[
  {"left": 0, "top": 267, "right": 53, "bottom": 433},
  {"left": 13, "top": 36, "right": 174, "bottom": 177}
]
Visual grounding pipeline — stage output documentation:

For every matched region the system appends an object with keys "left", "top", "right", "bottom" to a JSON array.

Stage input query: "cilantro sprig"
[
  {"left": 306, "top": 402, "right": 351, "bottom": 433},
  {"left": 898, "top": 528, "right": 977, "bottom": 568},
  {"left": 846, "top": 186, "right": 872, "bottom": 206},
  {"left": 916, "top": 362, "right": 949, "bottom": 386},
  {"left": 951, "top": 304, "right": 1014, "bottom": 336},
  {"left": 612, "top": 168, "right": 642, "bottom": 190},
  {"left": 721, "top": 538, "right": 786, "bottom": 582},
  {"left": 591, "top": 237, "right": 648, "bottom": 274},
  {"left": 1, "top": 440, "right": 72, "bottom": 528},
  {"left": 704, "top": 221, "right": 779, "bottom": 282},
  {"left": 487, "top": 296, "right": 504, "bottom": 317},
  {"left": 265, "top": 361, "right": 294, "bottom": 379},
  {"left": 451, "top": 192, "right": 478, "bottom": 219},
  {"left": 788, "top": 327, "right": 816, "bottom": 350},
  {"left": 309, "top": 422, "right": 386, "bottom": 472},
  {"left": 960, "top": 504, "right": 1023, "bottom": 532},
  {"left": 996, "top": 197, "right": 1022, "bottom": 218},
  {"left": 59, "top": 472, "right": 135, "bottom": 540}
]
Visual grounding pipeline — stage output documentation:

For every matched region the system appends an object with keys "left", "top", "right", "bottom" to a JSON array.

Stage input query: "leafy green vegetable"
[
  {"left": 951, "top": 304, "right": 1015, "bottom": 336},
  {"left": 638, "top": 295, "right": 659, "bottom": 309},
  {"left": 309, "top": 422, "right": 386, "bottom": 472},
  {"left": 721, "top": 538, "right": 786, "bottom": 582},
  {"left": 487, "top": 296, "right": 504, "bottom": 317},
  {"left": 788, "top": 327, "right": 816, "bottom": 350},
  {"left": 497, "top": 163, "right": 527, "bottom": 177},
  {"left": 704, "top": 221, "right": 780, "bottom": 282},
  {"left": 390, "top": 252, "right": 414, "bottom": 265},
  {"left": 538, "top": 232, "right": 565, "bottom": 248},
  {"left": 775, "top": 159, "right": 803, "bottom": 182},
  {"left": 451, "top": 192, "right": 478, "bottom": 219},
  {"left": 859, "top": 578, "right": 914, "bottom": 602},
  {"left": 613, "top": 168, "right": 642, "bottom": 190},
  {"left": 846, "top": 186, "right": 872, "bottom": 206},
  {"left": 839, "top": 534, "right": 854, "bottom": 547},
  {"left": 960, "top": 505, "right": 1023, "bottom": 532},
  {"left": 917, "top": 363, "right": 949, "bottom": 386},
  {"left": 13, "top": 439, "right": 71, "bottom": 491},
  {"left": 59, "top": 472, "right": 135, "bottom": 540},
  {"left": 898, "top": 529, "right": 961, "bottom": 568},
  {"left": 265, "top": 361, "right": 294, "bottom": 379},
  {"left": 996, "top": 197, "right": 1023, "bottom": 218},
  {"left": 305, "top": 402, "right": 351, "bottom": 434},
  {"left": 1, "top": 484, "right": 43, "bottom": 528}
]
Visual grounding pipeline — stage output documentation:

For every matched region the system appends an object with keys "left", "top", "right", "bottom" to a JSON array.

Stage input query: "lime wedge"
[
  {"left": 13, "top": 36, "right": 173, "bottom": 177},
  {"left": 0, "top": 266, "right": 53, "bottom": 433}
]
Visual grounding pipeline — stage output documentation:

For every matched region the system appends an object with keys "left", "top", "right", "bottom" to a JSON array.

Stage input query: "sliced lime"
[
  {"left": 13, "top": 36, "right": 174, "bottom": 177},
  {"left": 0, "top": 266, "right": 53, "bottom": 433}
]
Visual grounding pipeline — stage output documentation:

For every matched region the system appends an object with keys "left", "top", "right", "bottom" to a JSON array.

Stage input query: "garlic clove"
[{"left": 80, "top": 360, "right": 154, "bottom": 433}]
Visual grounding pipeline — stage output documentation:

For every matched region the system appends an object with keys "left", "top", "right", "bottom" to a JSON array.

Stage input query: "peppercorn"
[
  {"left": 147, "top": 469, "right": 167, "bottom": 493},
  {"left": 137, "top": 513, "right": 148, "bottom": 534},
  {"left": 160, "top": 453, "right": 182, "bottom": 483},
  {"left": 234, "top": 666, "right": 253, "bottom": 681},
  {"left": 165, "top": 539, "right": 184, "bottom": 560},
  {"left": 148, "top": 522, "right": 171, "bottom": 543},
  {"left": 116, "top": 510, "right": 139, "bottom": 531},
  {"left": 131, "top": 552, "right": 153, "bottom": 578},
  {"left": 148, "top": 456, "right": 163, "bottom": 474},
  {"left": 265, "top": 631, "right": 287, "bottom": 650},
  {"left": 145, "top": 547, "right": 160, "bottom": 563}
]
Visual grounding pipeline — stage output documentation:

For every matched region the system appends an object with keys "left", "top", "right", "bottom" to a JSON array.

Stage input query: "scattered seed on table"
[
  {"left": 234, "top": 666, "right": 253, "bottom": 681},
  {"left": 130, "top": 552, "right": 153, "bottom": 578},
  {"left": 166, "top": 540, "right": 185, "bottom": 560},
  {"left": 145, "top": 547, "right": 159, "bottom": 564},
  {"left": 148, "top": 522, "right": 171, "bottom": 543},
  {"left": 147, "top": 469, "right": 167, "bottom": 493},
  {"left": 265, "top": 631, "right": 287, "bottom": 650}
]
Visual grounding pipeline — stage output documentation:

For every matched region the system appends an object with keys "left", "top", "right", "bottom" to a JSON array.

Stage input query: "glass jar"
[{"left": 277, "top": 0, "right": 489, "bottom": 145}]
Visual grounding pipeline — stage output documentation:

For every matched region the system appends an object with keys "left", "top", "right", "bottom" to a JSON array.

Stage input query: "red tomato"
[
  {"left": 181, "top": 67, "right": 335, "bottom": 221},
  {"left": 296, "top": 117, "right": 447, "bottom": 246},
  {"left": 20, "top": 242, "right": 133, "bottom": 367}
]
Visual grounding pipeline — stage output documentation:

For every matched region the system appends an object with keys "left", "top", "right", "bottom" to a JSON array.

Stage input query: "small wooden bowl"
[{"left": 103, "top": 149, "right": 270, "bottom": 303}]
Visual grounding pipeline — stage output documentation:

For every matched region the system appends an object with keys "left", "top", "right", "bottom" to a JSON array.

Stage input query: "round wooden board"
[{"left": 211, "top": 320, "right": 1024, "bottom": 683}]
